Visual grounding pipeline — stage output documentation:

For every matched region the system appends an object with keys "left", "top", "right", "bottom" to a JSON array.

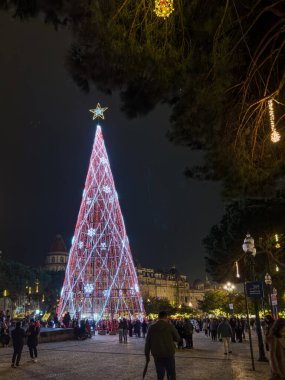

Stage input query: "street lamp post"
[
  {"left": 264, "top": 273, "right": 274, "bottom": 316},
  {"left": 223, "top": 282, "right": 235, "bottom": 315},
  {"left": 242, "top": 234, "right": 268, "bottom": 362}
]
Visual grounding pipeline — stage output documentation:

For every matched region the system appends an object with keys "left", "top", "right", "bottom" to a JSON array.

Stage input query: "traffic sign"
[{"left": 245, "top": 281, "right": 264, "bottom": 298}]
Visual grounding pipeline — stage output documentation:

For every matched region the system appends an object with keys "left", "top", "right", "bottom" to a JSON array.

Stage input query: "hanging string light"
[
  {"left": 275, "top": 233, "right": 281, "bottom": 249},
  {"left": 268, "top": 99, "right": 281, "bottom": 143},
  {"left": 154, "top": 0, "right": 174, "bottom": 18},
  {"left": 235, "top": 261, "right": 240, "bottom": 278}
]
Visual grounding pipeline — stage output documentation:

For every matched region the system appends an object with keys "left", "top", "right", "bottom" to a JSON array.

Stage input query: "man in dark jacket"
[
  {"left": 26, "top": 320, "right": 40, "bottom": 362},
  {"left": 145, "top": 311, "right": 180, "bottom": 380},
  {"left": 217, "top": 318, "right": 233, "bottom": 355},
  {"left": 183, "top": 318, "right": 194, "bottom": 349},
  {"left": 11, "top": 321, "right": 26, "bottom": 367}
]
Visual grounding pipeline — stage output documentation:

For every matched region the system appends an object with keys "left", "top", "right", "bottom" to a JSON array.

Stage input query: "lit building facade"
[{"left": 136, "top": 267, "right": 207, "bottom": 310}]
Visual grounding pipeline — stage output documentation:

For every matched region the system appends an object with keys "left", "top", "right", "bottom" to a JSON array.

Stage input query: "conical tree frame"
[{"left": 58, "top": 125, "right": 144, "bottom": 320}]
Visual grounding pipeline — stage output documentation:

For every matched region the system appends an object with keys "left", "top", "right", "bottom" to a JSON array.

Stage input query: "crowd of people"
[
  {"left": 1, "top": 308, "right": 285, "bottom": 379},
  {"left": 58, "top": 312, "right": 149, "bottom": 342},
  {"left": 145, "top": 312, "right": 285, "bottom": 380},
  {"left": 0, "top": 309, "right": 41, "bottom": 368}
]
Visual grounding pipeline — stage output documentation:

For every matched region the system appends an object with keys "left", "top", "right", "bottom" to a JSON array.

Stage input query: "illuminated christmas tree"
[{"left": 58, "top": 104, "right": 144, "bottom": 320}]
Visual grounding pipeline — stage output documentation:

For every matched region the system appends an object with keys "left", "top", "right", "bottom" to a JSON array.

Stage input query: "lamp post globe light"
[
  {"left": 264, "top": 273, "right": 272, "bottom": 286},
  {"left": 242, "top": 234, "right": 268, "bottom": 362}
]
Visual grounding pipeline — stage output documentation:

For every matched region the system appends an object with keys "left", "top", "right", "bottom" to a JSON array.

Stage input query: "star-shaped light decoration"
[{"left": 89, "top": 103, "right": 108, "bottom": 120}]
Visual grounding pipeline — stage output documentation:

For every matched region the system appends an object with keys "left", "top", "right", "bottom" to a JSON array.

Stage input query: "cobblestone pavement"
[{"left": 0, "top": 331, "right": 270, "bottom": 380}]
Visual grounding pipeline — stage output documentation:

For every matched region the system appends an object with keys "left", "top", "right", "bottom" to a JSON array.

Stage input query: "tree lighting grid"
[{"left": 57, "top": 125, "right": 144, "bottom": 320}]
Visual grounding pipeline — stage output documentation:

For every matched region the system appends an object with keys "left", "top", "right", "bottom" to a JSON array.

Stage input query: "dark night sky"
[{"left": 0, "top": 12, "right": 225, "bottom": 282}]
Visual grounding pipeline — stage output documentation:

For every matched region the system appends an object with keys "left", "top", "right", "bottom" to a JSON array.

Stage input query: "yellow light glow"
[
  {"left": 3, "top": 289, "right": 8, "bottom": 297},
  {"left": 275, "top": 234, "right": 279, "bottom": 242},
  {"left": 235, "top": 261, "right": 240, "bottom": 278},
  {"left": 276, "top": 265, "right": 279, "bottom": 272},
  {"left": 154, "top": 0, "right": 174, "bottom": 18},
  {"left": 275, "top": 243, "right": 281, "bottom": 249},
  {"left": 268, "top": 99, "right": 281, "bottom": 143}
]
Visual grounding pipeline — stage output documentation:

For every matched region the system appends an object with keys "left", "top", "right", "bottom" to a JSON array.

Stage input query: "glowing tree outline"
[{"left": 58, "top": 105, "right": 144, "bottom": 320}]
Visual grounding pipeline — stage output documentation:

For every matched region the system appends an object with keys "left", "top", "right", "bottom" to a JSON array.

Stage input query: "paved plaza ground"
[{"left": 0, "top": 331, "right": 270, "bottom": 380}]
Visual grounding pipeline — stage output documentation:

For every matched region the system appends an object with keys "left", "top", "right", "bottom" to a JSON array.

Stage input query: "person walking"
[
  {"left": 128, "top": 319, "right": 133, "bottom": 337},
  {"left": 142, "top": 319, "right": 148, "bottom": 339},
  {"left": 26, "top": 320, "right": 40, "bottom": 363},
  {"left": 134, "top": 319, "right": 141, "bottom": 338},
  {"left": 11, "top": 321, "right": 26, "bottom": 368},
  {"left": 183, "top": 318, "right": 194, "bottom": 349},
  {"left": 235, "top": 317, "right": 243, "bottom": 343},
  {"left": 0, "top": 322, "right": 10, "bottom": 347},
  {"left": 229, "top": 316, "right": 236, "bottom": 343},
  {"left": 118, "top": 319, "right": 124, "bottom": 343},
  {"left": 202, "top": 319, "right": 209, "bottom": 336},
  {"left": 210, "top": 318, "right": 218, "bottom": 342},
  {"left": 268, "top": 318, "right": 285, "bottom": 380},
  {"left": 145, "top": 311, "right": 180, "bottom": 380},
  {"left": 122, "top": 318, "right": 128, "bottom": 343},
  {"left": 217, "top": 318, "right": 233, "bottom": 355}
]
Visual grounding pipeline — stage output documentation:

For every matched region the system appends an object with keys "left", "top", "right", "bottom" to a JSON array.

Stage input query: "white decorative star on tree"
[{"left": 89, "top": 103, "right": 108, "bottom": 120}]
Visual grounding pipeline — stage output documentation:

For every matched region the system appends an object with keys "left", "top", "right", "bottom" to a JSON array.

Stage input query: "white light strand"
[{"left": 268, "top": 99, "right": 281, "bottom": 143}]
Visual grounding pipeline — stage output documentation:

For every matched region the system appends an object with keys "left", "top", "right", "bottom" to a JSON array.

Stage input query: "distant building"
[
  {"left": 44, "top": 235, "right": 69, "bottom": 272},
  {"left": 136, "top": 266, "right": 220, "bottom": 311},
  {"left": 137, "top": 266, "right": 191, "bottom": 307}
]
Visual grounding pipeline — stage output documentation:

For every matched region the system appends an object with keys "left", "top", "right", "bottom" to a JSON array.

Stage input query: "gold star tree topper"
[{"left": 89, "top": 103, "right": 108, "bottom": 120}]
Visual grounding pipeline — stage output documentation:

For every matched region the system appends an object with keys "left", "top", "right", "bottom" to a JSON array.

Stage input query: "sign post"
[{"left": 245, "top": 281, "right": 264, "bottom": 298}]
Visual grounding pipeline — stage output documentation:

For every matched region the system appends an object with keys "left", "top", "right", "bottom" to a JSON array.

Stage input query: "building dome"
[{"left": 45, "top": 235, "right": 69, "bottom": 272}]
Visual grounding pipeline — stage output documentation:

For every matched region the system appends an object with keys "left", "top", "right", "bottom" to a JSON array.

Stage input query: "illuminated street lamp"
[
  {"left": 242, "top": 234, "right": 267, "bottom": 362},
  {"left": 223, "top": 282, "right": 235, "bottom": 315}
]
